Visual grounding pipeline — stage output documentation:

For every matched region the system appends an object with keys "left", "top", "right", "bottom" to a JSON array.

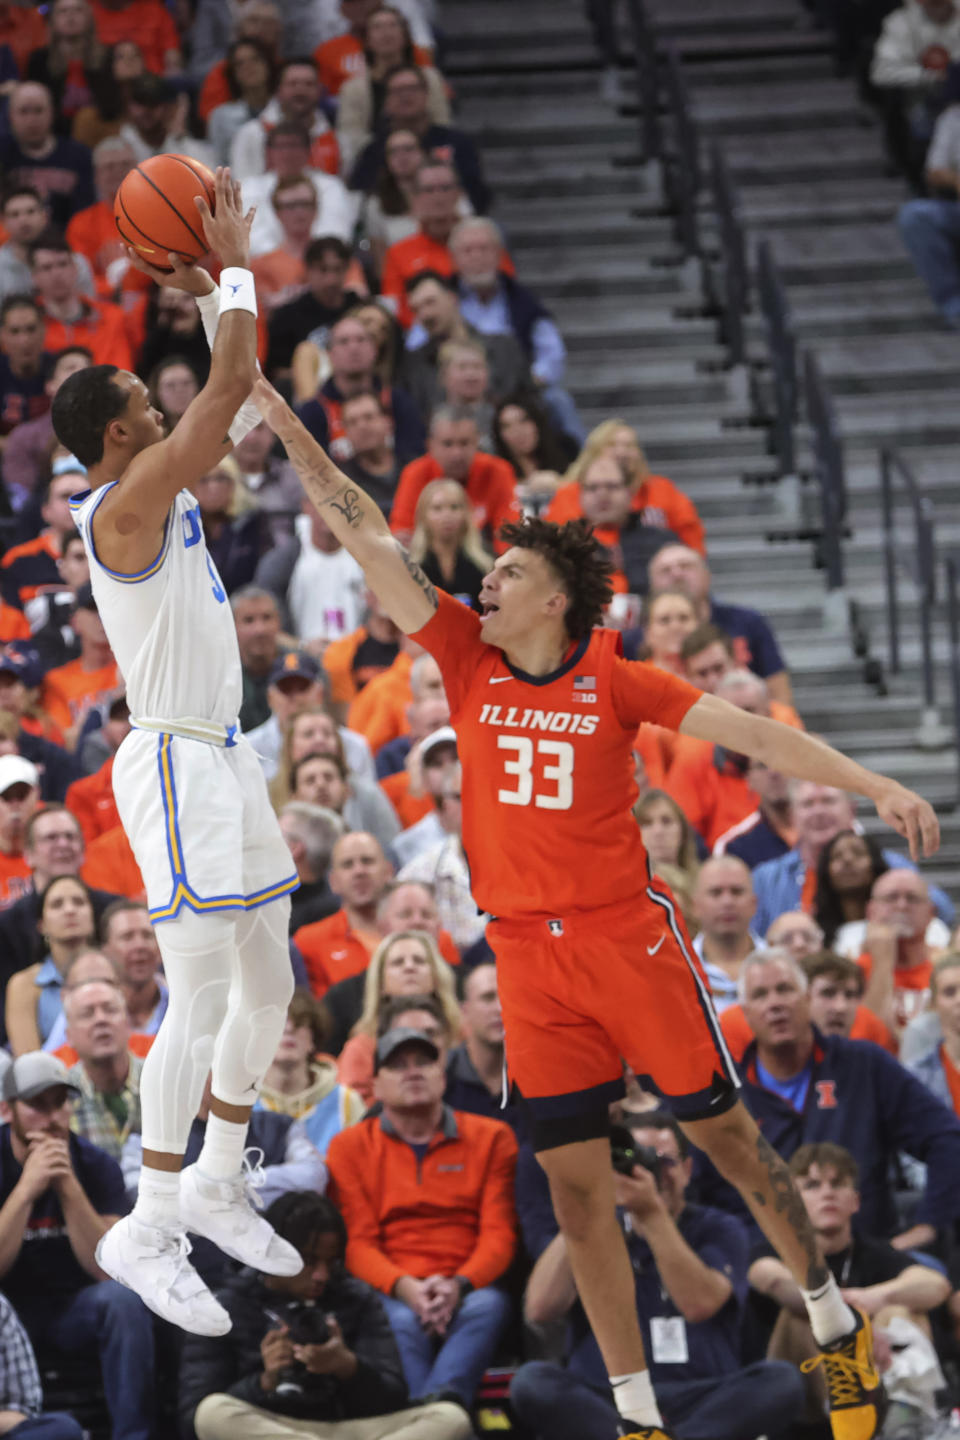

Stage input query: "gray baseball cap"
[
  {"left": 374, "top": 1027, "right": 440, "bottom": 1073},
  {"left": 2, "top": 1052, "right": 80, "bottom": 1104}
]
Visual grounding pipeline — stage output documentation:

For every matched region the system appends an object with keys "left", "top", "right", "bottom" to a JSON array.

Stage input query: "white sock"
[
  {"left": 196, "top": 1111, "right": 249, "bottom": 1179},
  {"left": 610, "top": 1371, "right": 662, "bottom": 1428},
  {"left": 801, "top": 1273, "right": 857, "bottom": 1346},
  {"left": 132, "top": 1165, "right": 182, "bottom": 1230}
]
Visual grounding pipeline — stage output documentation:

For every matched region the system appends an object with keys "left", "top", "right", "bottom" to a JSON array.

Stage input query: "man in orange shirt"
[
  {"left": 667, "top": 670, "right": 770, "bottom": 848},
  {"left": 41, "top": 582, "right": 120, "bottom": 748},
  {"left": 65, "top": 138, "right": 136, "bottom": 297},
  {"left": 314, "top": 0, "right": 381, "bottom": 95},
  {"left": 381, "top": 707, "right": 453, "bottom": 829},
  {"left": 682, "top": 624, "right": 802, "bottom": 729},
  {"left": 574, "top": 453, "right": 679, "bottom": 596},
  {"left": 32, "top": 233, "right": 133, "bottom": 371},
  {"left": 858, "top": 869, "right": 937, "bottom": 1037},
  {"left": 0, "top": 754, "right": 40, "bottom": 909},
  {"left": 326, "top": 1026, "right": 516, "bottom": 1409},
  {"left": 0, "top": 462, "right": 79, "bottom": 612},
  {"left": 547, "top": 453, "right": 704, "bottom": 557},
  {"left": 89, "top": 0, "right": 182, "bottom": 74},
  {"left": 389, "top": 408, "right": 519, "bottom": 551},
  {"left": 294, "top": 829, "right": 392, "bottom": 996}
]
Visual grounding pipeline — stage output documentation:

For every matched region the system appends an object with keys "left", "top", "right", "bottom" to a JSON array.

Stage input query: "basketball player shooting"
[
  {"left": 49, "top": 171, "right": 304, "bottom": 1337},
  {"left": 253, "top": 375, "right": 938, "bottom": 1440}
]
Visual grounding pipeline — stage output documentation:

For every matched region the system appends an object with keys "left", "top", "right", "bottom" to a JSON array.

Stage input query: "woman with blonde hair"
[
  {"left": 270, "top": 705, "right": 346, "bottom": 813},
  {"left": 545, "top": 418, "right": 704, "bottom": 551},
  {"left": 409, "top": 478, "right": 493, "bottom": 612},
  {"left": 337, "top": 930, "right": 461, "bottom": 1102},
  {"left": 633, "top": 789, "right": 700, "bottom": 888}
]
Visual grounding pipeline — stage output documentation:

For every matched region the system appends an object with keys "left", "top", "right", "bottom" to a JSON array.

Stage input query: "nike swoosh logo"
[
  {"left": 489, "top": 676, "right": 512, "bottom": 684},
  {"left": 646, "top": 935, "right": 666, "bottom": 956}
]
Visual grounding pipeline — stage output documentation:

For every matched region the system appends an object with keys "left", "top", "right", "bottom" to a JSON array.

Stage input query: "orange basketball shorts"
[{"left": 489, "top": 881, "right": 740, "bottom": 1132}]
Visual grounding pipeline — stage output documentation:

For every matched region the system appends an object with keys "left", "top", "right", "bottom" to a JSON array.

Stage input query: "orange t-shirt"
[
  {"left": 43, "top": 298, "right": 133, "bottom": 371},
  {"left": 0, "top": 852, "right": 33, "bottom": 910},
  {"left": 720, "top": 1001, "right": 895, "bottom": 1062},
  {"left": 1, "top": 532, "right": 60, "bottom": 608},
  {"left": 66, "top": 755, "right": 120, "bottom": 844},
  {"left": 55, "top": 1032, "right": 155, "bottom": 1067},
  {"left": 80, "top": 823, "right": 145, "bottom": 900},
  {"left": 940, "top": 1045, "right": 960, "bottom": 1116},
  {"left": 347, "top": 652, "right": 413, "bottom": 747},
  {"left": 381, "top": 231, "right": 515, "bottom": 329},
  {"left": 336, "top": 1031, "right": 376, "bottom": 1104},
  {"left": 665, "top": 737, "right": 758, "bottom": 848},
  {"left": 2, "top": 6, "right": 47, "bottom": 71},
  {"left": 411, "top": 591, "right": 701, "bottom": 920},
  {"left": 66, "top": 200, "right": 126, "bottom": 291},
  {"left": 380, "top": 770, "right": 434, "bottom": 830},
  {"left": 0, "top": 604, "right": 31, "bottom": 644},
  {"left": 856, "top": 951, "right": 933, "bottom": 1031},
  {"left": 89, "top": 0, "right": 179, "bottom": 72},
  {"left": 41, "top": 659, "right": 120, "bottom": 738},
  {"left": 251, "top": 250, "right": 306, "bottom": 311},
  {"left": 546, "top": 474, "right": 706, "bottom": 555},
  {"left": 295, "top": 907, "right": 459, "bottom": 996},
  {"left": 323, "top": 627, "right": 396, "bottom": 706},
  {"left": 390, "top": 454, "right": 520, "bottom": 551}
]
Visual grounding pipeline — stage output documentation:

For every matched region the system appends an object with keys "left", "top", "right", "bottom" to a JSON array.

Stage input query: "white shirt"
[
  {"left": 871, "top": 2, "right": 960, "bottom": 87},
  {"left": 833, "top": 917, "right": 950, "bottom": 959},
  {"left": 242, "top": 169, "right": 358, "bottom": 258},
  {"left": 693, "top": 931, "right": 764, "bottom": 1014},
  {"left": 118, "top": 124, "right": 215, "bottom": 169},
  {"left": 230, "top": 98, "right": 336, "bottom": 183},
  {"left": 287, "top": 514, "right": 365, "bottom": 644}
]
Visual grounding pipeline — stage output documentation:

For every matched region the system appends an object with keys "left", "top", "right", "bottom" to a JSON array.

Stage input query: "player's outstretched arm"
[
  {"left": 255, "top": 377, "right": 438, "bottom": 634},
  {"left": 678, "top": 692, "right": 940, "bottom": 860}
]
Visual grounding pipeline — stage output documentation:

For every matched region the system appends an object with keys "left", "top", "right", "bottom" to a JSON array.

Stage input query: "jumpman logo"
[{"left": 228, "top": 282, "right": 242, "bottom": 295}]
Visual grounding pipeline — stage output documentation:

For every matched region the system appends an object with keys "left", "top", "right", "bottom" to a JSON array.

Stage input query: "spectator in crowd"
[
  {"left": 407, "top": 478, "right": 492, "bottom": 613},
  {"left": 638, "top": 589, "right": 698, "bottom": 676},
  {"left": 64, "top": 978, "right": 142, "bottom": 1160},
  {"left": 118, "top": 74, "right": 214, "bottom": 167},
  {"left": 575, "top": 453, "right": 678, "bottom": 598},
  {"left": 0, "top": 298, "right": 51, "bottom": 442},
  {"left": 447, "top": 216, "right": 585, "bottom": 444},
  {"left": 249, "top": 672, "right": 375, "bottom": 792},
  {"left": 297, "top": 313, "right": 425, "bottom": 464},
  {"left": 0, "top": 1288, "right": 85, "bottom": 1439},
  {"left": 647, "top": 543, "right": 794, "bottom": 706},
  {"left": 87, "top": 0, "right": 183, "bottom": 75},
  {"left": 179, "top": 1189, "right": 472, "bottom": 1440},
  {"left": 749, "top": 1142, "right": 950, "bottom": 1397},
  {"left": 327, "top": 1027, "right": 516, "bottom": 1410},
  {"left": 2, "top": 464, "right": 80, "bottom": 613},
  {"left": 326, "top": 394, "right": 401, "bottom": 522},
  {"left": 491, "top": 392, "right": 572, "bottom": 509},
  {"left": 192, "top": 0, "right": 283, "bottom": 114},
  {"left": 870, "top": 0, "right": 960, "bottom": 184},
  {"left": 31, "top": 231, "right": 133, "bottom": 371},
  {"left": 315, "top": 0, "right": 435, "bottom": 92},
  {"left": 0, "top": 756, "right": 41, "bottom": 914},
  {"left": 256, "top": 499, "right": 367, "bottom": 644},
  {"left": 0, "top": 657, "right": 80, "bottom": 804},
  {"left": 325, "top": 883, "right": 461, "bottom": 1055},
  {"left": 397, "top": 764, "right": 486, "bottom": 951},
  {"left": 512, "top": 1108, "right": 804, "bottom": 1440},
  {"left": 401, "top": 271, "right": 528, "bottom": 422},
  {"left": 857, "top": 868, "right": 937, "bottom": 1036},
  {"left": 26, "top": 0, "right": 110, "bottom": 136},
  {"left": 728, "top": 948, "right": 960, "bottom": 1240},
  {"left": 632, "top": 788, "right": 701, "bottom": 889},
  {"left": 690, "top": 855, "right": 761, "bottom": 1013},
  {"left": 245, "top": 124, "right": 357, "bottom": 260},
  {"left": 279, "top": 801, "right": 344, "bottom": 931},
  {"left": 232, "top": 57, "right": 340, "bottom": 182},
  {"left": 69, "top": 38, "right": 148, "bottom": 151},
  {"left": 257, "top": 989, "right": 364, "bottom": 1155},
  {"left": 147, "top": 354, "right": 200, "bottom": 433},
  {"left": 813, "top": 830, "right": 890, "bottom": 951},
  {"left": 189, "top": 457, "right": 265, "bottom": 596},
  {"left": 322, "top": 590, "right": 402, "bottom": 709},
  {"left": 1, "top": 189, "right": 95, "bottom": 306},
  {"left": 350, "top": 65, "right": 491, "bottom": 214},
  {"left": 336, "top": 5, "right": 448, "bottom": 172},
  {"left": 100, "top": 899, "right": 166, "bottom": 1036},
  {"left": 268, "top": 236, "right": 364, "bottom": 381},
  {"left": 443, "top": 961, "right": 512, "bottom": 1126},
  {"left": 751, "top": 781, "right": 954, "bottom": 935},
  {"left": 294, "top": 830, "right": 393, "bottom": 997},
  {"left": 375, "top": 681, "right": 448, "bottom": 783},
  {"left": 713, "top": 756, "right": 795, "bottom": 869},
  {"left": 358, "top": 127, "right": 465, "bottom": 269},
  {"left": 40, "top": 583, "right": 120, "bottom": 749},
  {"left": 0, "top": 1051, "right": 155, "bottom": 1439},
  {"left": 379, "top": 162, "right": 479, "bottom": 329},
  {"left": 28, "top": 528, "right": 89, "bottom": 672},
  {"left": 0, "top": 84, "right": 95, "bottom": 228},
  {"left": 288, "top": 749, "right": 401, "bottom": 853},
  {"left": 389, "top": 407, "right": 520, "bottom": 550},
  {"left": 5, "top": 874, "right": 97, "bottom": 1055},
  {"left": 907, "top": 952, "right": 960, "bottom": 1113},
  {"left": 349, "top": 641, "right": 445, "bottom": 762},
  {"left": 381, "top": 992, "right": 455, "bottom": 1065},
  {"left": 136, "top": 282, "right": 210, "bottom": 385},
  {"left": 548, "top": 419, "right": 704, "bottom": 553},
  {"left": 899, "top": 95, "right": 960, "bottom": 324},
  {"left": 386, "top": 722, "right": 458, "bottom": 861},
  {"left": 276, "top": 711, "right": 380, "bottom": 822},
  {"left": 680, "top": 624, "right": 802, "bottom": 729},
  {"left": 801, "top": 951, "right": 895, "bottom": 1050},
  {"left": 64, "top": 137, "right": 135, "bottom": 294},
  {"left": 251, "top": 174, "right": 318, "bottom": 313},
  {"left": 766, "top": 910, "right": 826, "bottom": 962},
  {"left": 234, "top": 586, "right": 285, "bottom": 733},
  {"left": 231, "top": 419, "right": 304, "bottom": 546},
  {"left": 207, "top": 36, "right": 278, "bottom": 165}
]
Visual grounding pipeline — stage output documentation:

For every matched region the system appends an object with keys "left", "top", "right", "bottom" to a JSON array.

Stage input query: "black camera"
[
  {"left": 610, "top": 1124, "right": 661, "bottom": 1185},
  {"left": 271, "top": 1302, "right": 331, "bottom": 1399}
]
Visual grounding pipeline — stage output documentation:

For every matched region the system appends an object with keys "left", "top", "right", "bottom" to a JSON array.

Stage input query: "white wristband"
[
  {"left": 195, "top": 283, "right": 220, "bottom": 351},
  {"left": 218, "top": 267, "right": 257, "bottom": 317}
]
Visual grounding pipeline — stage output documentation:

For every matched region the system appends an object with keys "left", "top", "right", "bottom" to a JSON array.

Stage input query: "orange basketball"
[{"left": 114, "top": 154, "right": 216, "bottom": 269}]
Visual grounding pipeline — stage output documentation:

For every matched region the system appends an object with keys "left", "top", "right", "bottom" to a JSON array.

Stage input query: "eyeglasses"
[{"left": 276, "top": 198, "right": 315, "bottom": 210}]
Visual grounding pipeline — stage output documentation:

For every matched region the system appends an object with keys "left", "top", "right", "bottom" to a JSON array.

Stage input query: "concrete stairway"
[{"left": 441, "top": 0, "right": 960, "bottom": 899}]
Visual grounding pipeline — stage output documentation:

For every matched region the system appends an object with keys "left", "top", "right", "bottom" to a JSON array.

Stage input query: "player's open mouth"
[{"left": 480, "top": 603, "right": 499, "bottom": 617}]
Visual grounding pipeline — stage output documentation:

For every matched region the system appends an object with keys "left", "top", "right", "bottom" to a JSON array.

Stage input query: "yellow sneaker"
[
  {"left": 801, "top": 1307, "right": 887, "bottom": 1440},
  {"left": 618, "top": 1428, "right": 675, "bottom": 1439}
]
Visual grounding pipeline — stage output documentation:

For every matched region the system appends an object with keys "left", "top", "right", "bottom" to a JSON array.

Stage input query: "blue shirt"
[
  {"left": 454, "top": 281, "right": 567, "bottom": 386},
  {"left": 755, "top": 1057, "right": 812, "bottom": 1112},
  {"left": 709, "top": 600, "right": 785, "bottom": 681},
  {"left": 35, "top": 956, "right": 64, "bottom": 1048},
  {"left": 752, "top": 846, "right": 955, "bottom": 935}
]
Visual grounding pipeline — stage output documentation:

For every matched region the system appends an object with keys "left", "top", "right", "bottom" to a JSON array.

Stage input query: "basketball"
[{"left": 114, "top": 154, "right": 216, "bottom": 269}]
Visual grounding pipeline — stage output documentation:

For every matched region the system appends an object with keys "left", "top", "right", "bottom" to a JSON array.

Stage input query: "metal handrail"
[
  {"left": 803, "top": 349, "right": 846, "bottom": 593},
  {"left": 661, "top": 43, "right": 700, "bottom": 255},
  {"left": 756, "top": 239, "right": 797, "bottom": 475},
  {"left": 709, "top": 145, "right": 748, "bottom": 366},
  {"left": 945, "top": 552, "right": 960, "bottom": 798},
  {"left": 625, "top": 0, "right": 661, "bottom": 162}
]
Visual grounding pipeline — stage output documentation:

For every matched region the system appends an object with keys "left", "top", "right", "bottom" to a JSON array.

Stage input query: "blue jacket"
[
  {"left": 752, "top": 846, "right": 955, "bottom": 935},
  {"left": 724, "top": 1031, "right": 960, "bottom": 1236}
]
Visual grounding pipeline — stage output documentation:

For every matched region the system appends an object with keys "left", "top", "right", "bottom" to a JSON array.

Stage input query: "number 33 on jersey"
[{"left": 411, "top": 592, "right": 701, "bottom": 922}]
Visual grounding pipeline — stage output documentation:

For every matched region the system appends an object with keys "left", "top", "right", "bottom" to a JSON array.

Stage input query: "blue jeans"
[
  {"left": 541, "top": 385, "right": 587, "bottom": 446},
  {"left": 898, "top": 198, "right": 960, "bottom": 324},
  {"left": 12, "top": 1418, "right": 85, "bottom": 1440},
  {"left": 381, "top": 1286, "right": 512, "bottom": 1406},
  {"left": 510, "top": 1358, "right": 806, "bottom": 1440},
  {"left": 17, "top": 1281, "right": 156, "bottom": 1440}
]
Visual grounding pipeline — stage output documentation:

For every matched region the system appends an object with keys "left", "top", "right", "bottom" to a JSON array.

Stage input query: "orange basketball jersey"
[{"left": 412, "top": 593, "right": 701, "bottom": 920}]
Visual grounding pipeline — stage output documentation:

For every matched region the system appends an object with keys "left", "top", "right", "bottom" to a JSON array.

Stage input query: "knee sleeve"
[{"left": 210, "top": 898, "right": 295, "bottom": 1105}]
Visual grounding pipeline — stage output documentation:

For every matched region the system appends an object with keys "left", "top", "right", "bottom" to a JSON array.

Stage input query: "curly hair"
[{"left": 498, "top": 516, "right": 614, "bottom": 639}]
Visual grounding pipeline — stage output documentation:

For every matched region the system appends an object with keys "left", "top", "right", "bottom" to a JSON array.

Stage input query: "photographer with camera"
[
  {"left": 511, "top": 1110, "right": 805, "bottom": 1440},
  {"left": 178, "top": 1190, "right": 472, "bottom": 1440}
]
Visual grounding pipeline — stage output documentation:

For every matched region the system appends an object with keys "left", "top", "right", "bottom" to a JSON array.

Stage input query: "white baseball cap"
[{"left": 0, "top": 755, "right": 39, "bottom": 795}]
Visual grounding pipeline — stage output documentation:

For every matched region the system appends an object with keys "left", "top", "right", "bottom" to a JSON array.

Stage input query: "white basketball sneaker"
[
  {"left": 179, "top": 1151, "right": 303, "bottom": 1276},
  {"left": 96, "top": 1215, "right": 232, "bottom": 1336}
]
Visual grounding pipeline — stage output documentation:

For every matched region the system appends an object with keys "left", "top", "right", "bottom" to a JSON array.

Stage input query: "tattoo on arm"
[
  {"left": 395, "top": 541, "right": 439, "bottom": 610},
  {"left": 752, "top": 1134, "right": 828, "bottom": 1291},
  {"left": 328, "top": 487, "right": 362, "bottom": 527}
]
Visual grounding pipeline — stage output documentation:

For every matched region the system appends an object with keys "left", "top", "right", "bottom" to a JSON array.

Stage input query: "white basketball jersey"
[{"left": 70, "top": 483, "right": 242, "bottom": 727}]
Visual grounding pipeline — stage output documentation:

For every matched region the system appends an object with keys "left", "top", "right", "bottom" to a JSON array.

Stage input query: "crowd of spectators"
[{"left": 0, "top": 0, "right": 959, "bottom": 1437}]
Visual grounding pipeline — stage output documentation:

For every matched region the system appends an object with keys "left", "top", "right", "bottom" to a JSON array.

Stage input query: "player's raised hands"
[
  {"left": 123, "top": 246, "right": 215, "bottom": 294},
  {"left": 195, "top": 167, "right": 254, "bottom": 270}
]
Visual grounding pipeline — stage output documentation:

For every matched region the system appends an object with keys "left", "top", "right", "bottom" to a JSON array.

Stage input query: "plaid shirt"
[
  {"left": 0, "top": 1293, "right": 42, "bottom": 1416},
  {"left": 68, "top": 1052, "right": 144, "bottom": 1161}
]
